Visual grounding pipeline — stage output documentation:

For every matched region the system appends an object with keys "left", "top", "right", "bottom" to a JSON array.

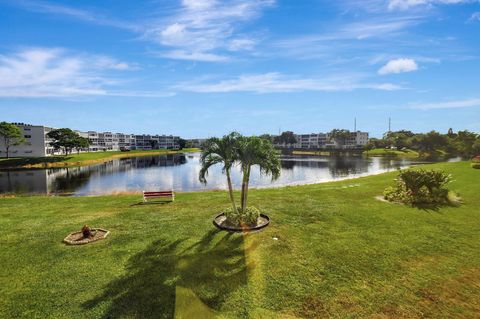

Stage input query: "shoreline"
[{"left": 0, "top": 149, "right": 199, "bottom": 170}]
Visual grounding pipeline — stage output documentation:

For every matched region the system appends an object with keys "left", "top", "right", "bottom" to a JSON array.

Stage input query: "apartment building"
[
  {"left": 275, "top": 131, "right": 369, "bottom": 149},
  {"left": 131, "top": 135, "right": 179, "bottom": 151},
  {"left": 0, "top": 123, "right": 61, "bottom": 157},
  {"left": 0, "top": 123, "right": 181, "bottom": 157}
]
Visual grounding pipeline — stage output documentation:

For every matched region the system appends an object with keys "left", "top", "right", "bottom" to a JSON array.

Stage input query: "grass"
[
  {"left": 1, "top": 161, "right": 479, "bottom": 318},
  {"left": 363, "top": 148, "right": 420, "bottom": 158},
  {"left": 0, "top": 148, "right": 199, "bottom": 169}
]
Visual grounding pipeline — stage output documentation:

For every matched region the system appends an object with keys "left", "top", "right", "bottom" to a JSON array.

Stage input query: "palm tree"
[
  {"left": 237, "top": 136, "right": 281, "bottom": 213},
  {"left": 199, "top": 132, "right": 241, "bottom": 212}
]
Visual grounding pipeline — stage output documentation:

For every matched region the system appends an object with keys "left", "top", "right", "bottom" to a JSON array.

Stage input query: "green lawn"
[
  {"left": 363, "top": 148, "right": 420, "bottom": 158},
  {"left": 0, "top": 148, "right": 198, "bottom": 169},
  {"left": 0, "top": 161, "right": 479, "bottom": 318}
]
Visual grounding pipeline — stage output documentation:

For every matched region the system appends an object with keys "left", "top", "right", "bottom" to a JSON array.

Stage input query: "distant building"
[
  {"left": 187, "top": 138, "right": 207, "bottom": 148},
  {"left": 0, "top": 123, "right": 181, "bottom": 157},
  {"left": 274, "top": 131, "right": 369, "bottom": 149}
]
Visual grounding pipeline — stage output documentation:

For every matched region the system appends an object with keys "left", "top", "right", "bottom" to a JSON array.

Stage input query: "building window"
[{"left": 24, "top": 135, "right": 32, "bottom": 138}]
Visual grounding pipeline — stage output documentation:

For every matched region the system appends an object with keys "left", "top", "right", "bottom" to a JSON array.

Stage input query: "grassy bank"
[
  {"left": 363, "top": 148, "right": 420, "bottom": 158},
  {"left": 1, "top": 161, "right": 479, "bottom": 318},
  {"left": 0, "top": 148, "right": 199, "bottom": 169}
]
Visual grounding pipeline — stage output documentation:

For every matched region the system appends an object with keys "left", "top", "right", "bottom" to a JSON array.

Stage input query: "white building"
[
  {"left": 0, "top": 123, "right": 181, "bottom": 158},
  {"left": 0, "top": 124, "right": 62, "bottom": 157},
  {"left": 274, "top": 131, "right": 369, "bottom": 149}
]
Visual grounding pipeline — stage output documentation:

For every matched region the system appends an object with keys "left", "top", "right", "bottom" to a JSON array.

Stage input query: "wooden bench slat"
[{"left": 144, "top": 192, "right": 173, "bottom": 195}]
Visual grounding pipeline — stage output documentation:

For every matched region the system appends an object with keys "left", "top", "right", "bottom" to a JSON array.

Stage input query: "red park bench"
[{"left": 143, "top": 190, "right": 175, "bottom": 203}]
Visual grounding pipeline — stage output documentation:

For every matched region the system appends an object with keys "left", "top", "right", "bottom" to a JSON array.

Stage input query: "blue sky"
[{"left": 0, "top": 0, "right": 479, "bottom": 138}]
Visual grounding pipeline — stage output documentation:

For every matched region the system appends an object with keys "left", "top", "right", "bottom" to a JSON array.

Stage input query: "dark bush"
[
  {"left": 82, "top": 224, "right": 93, "bottom": 238},
  {"left": 384, "top": 169, "right": 452, "bottom": 206}
]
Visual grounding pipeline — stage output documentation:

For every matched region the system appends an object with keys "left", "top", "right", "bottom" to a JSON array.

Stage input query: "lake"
[{"left": 0, "top": 153, "right": 452, "bottom": 196}]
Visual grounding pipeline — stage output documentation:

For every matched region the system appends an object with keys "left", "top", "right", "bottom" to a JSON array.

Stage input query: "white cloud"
[
  {"left": 411, "top": 98, "right": 480, "bottom": 109},
  {"left": 175, "top": 72, "right": 402, "bottom": 93},
  {"left": 143, "top": 0, "right": 274, "bottom": 61},
  {"left": 388, "top": 0, "right": 477, "bottom": 11},
  {"left": 270, "top": 16, "right": 421, "bottom": 61},
  {"left": 469, "top": 12, "right": 480, "bottom": 22},
  {"left": 12, "top": 0, "right": 139, "bottom": 31},
  {"left": 228, "top": 38, "right": 256, "bottom": 51},
  {"left": 159, "top": 50, "right": 229, "bottom": 62},
  {"left": 378, "top": 58, "right": 418, "bottom": 74},
  {"left": 0, "top": 48, "right": 170, "bottom": 98}
]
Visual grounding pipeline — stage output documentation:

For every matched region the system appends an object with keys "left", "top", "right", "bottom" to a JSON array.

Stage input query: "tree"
[
  {"left": 366, "top": 137, "right": 388, "bottom": 149},
  {"left": 178, "top": 138, "right": 187, "bottom": 150},
  {"left": 411, "top": 131, "right": 447, "bottom": 153},
  {"left": 274, "top": 131, "right": 297, "bottom": 145},
  {"left": 149, "top": 140, "right": 159, "bottom": 150},
  {"left": 384, "top": 130, "right": 414, "bottom": 149},
  {"left": 0, "top": 122, "right": 26, "bottom": 158},
  {"left": 473, "top": 139, "right": 480, "bottom": 156},
  {"left": 47, "top": 128, "right": 81, "bottom": 155},
  {"left": 199, "top": 132, "right": 241, "bottom": 213},
  {"left": 74, "top": 136, "right": 91, "bottom": 154},
  {"left": 259, "top": 134, "right": 274, "bottom": 143},
  {"left": 237, "top": 136, "right": 280, "bottom": 213},
  {"left": 329, "top": 129, "right": 352, "bottom": 147},
  {"left": 453, "top": 130, "right": 478, "bottom": 156},
  {"left": 447, "top": 128, "right": 456, "bottom": 138}
]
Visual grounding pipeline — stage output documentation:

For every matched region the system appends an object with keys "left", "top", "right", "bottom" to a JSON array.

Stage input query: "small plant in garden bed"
[
  {"left": 384, "top": 169, "right": 456, "bottom": 207},
  {"left": 81, "top": 225, "right": 96, "bottom": 238},
  {"left": 222, "top": 206, "right": 260, "bottom": 226}
]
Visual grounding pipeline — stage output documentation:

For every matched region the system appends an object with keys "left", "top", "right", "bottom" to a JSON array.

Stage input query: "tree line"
[{"left": 366, "top": 129, "right": 480, "bottom": 157}]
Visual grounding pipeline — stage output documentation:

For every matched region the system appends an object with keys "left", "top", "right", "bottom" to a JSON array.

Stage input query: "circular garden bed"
[
  {"left": 213, "top": 213, "right": 270, "bottom": 232},
  {"left": 63, "top": 228, "right": 110, "bottom": 245}
]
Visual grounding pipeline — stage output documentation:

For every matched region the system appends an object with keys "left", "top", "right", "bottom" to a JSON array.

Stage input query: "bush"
[
  {"left": 222, "top": 206, "right": 260, "bottom": 226},
  {"left": 384, "top": 169, "right": 452, "bottom": 206},
  {"left": 472, "top": 163, "right": 480, "bottom": 169}
]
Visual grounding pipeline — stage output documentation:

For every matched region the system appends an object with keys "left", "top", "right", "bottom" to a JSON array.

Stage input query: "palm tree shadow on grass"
[{"left": 83, "top": 229, "right": 250, "bottom": 318}]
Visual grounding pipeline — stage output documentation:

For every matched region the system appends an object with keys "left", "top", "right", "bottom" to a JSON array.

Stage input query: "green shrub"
[
  {"left": 384, "top": 169, "right": 452, "bottom": 206},
  {"left": 472, "top": 163, "right": 480, "bottom": 169},
  {"left": 222, "top": 206, "right": 260, "bottom": 226}
]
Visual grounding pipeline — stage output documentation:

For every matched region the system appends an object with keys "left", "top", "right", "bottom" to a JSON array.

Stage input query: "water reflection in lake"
[{"left": 0, "top": 153, "right": 441, "bottom": 196}]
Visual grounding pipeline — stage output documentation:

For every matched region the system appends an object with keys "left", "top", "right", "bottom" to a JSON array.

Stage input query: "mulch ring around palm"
[{"left": 213, "top": 213, "right": 270, "bottom": 233}]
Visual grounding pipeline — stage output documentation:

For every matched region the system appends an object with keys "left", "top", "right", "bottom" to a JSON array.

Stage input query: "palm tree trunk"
[
  {"left": 226, "top": 169, "right": 237, "bottom": 212},
  {"left": 243, "top": 166, "right": 251, "bottom": 211},
  {"left": 240, "top": 165, "right": 248, "bottom": 213},
  {"left": 241, "top": 165, "right": 251, "bottom": 212}
]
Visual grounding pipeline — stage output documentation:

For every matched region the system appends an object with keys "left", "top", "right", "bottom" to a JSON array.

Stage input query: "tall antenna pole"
[
  {"left": 354, "top": 117, "right": 357, "bottom": 132},
  {"left": 388, "top": 117, "right": 391, "bottom": 132}
]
